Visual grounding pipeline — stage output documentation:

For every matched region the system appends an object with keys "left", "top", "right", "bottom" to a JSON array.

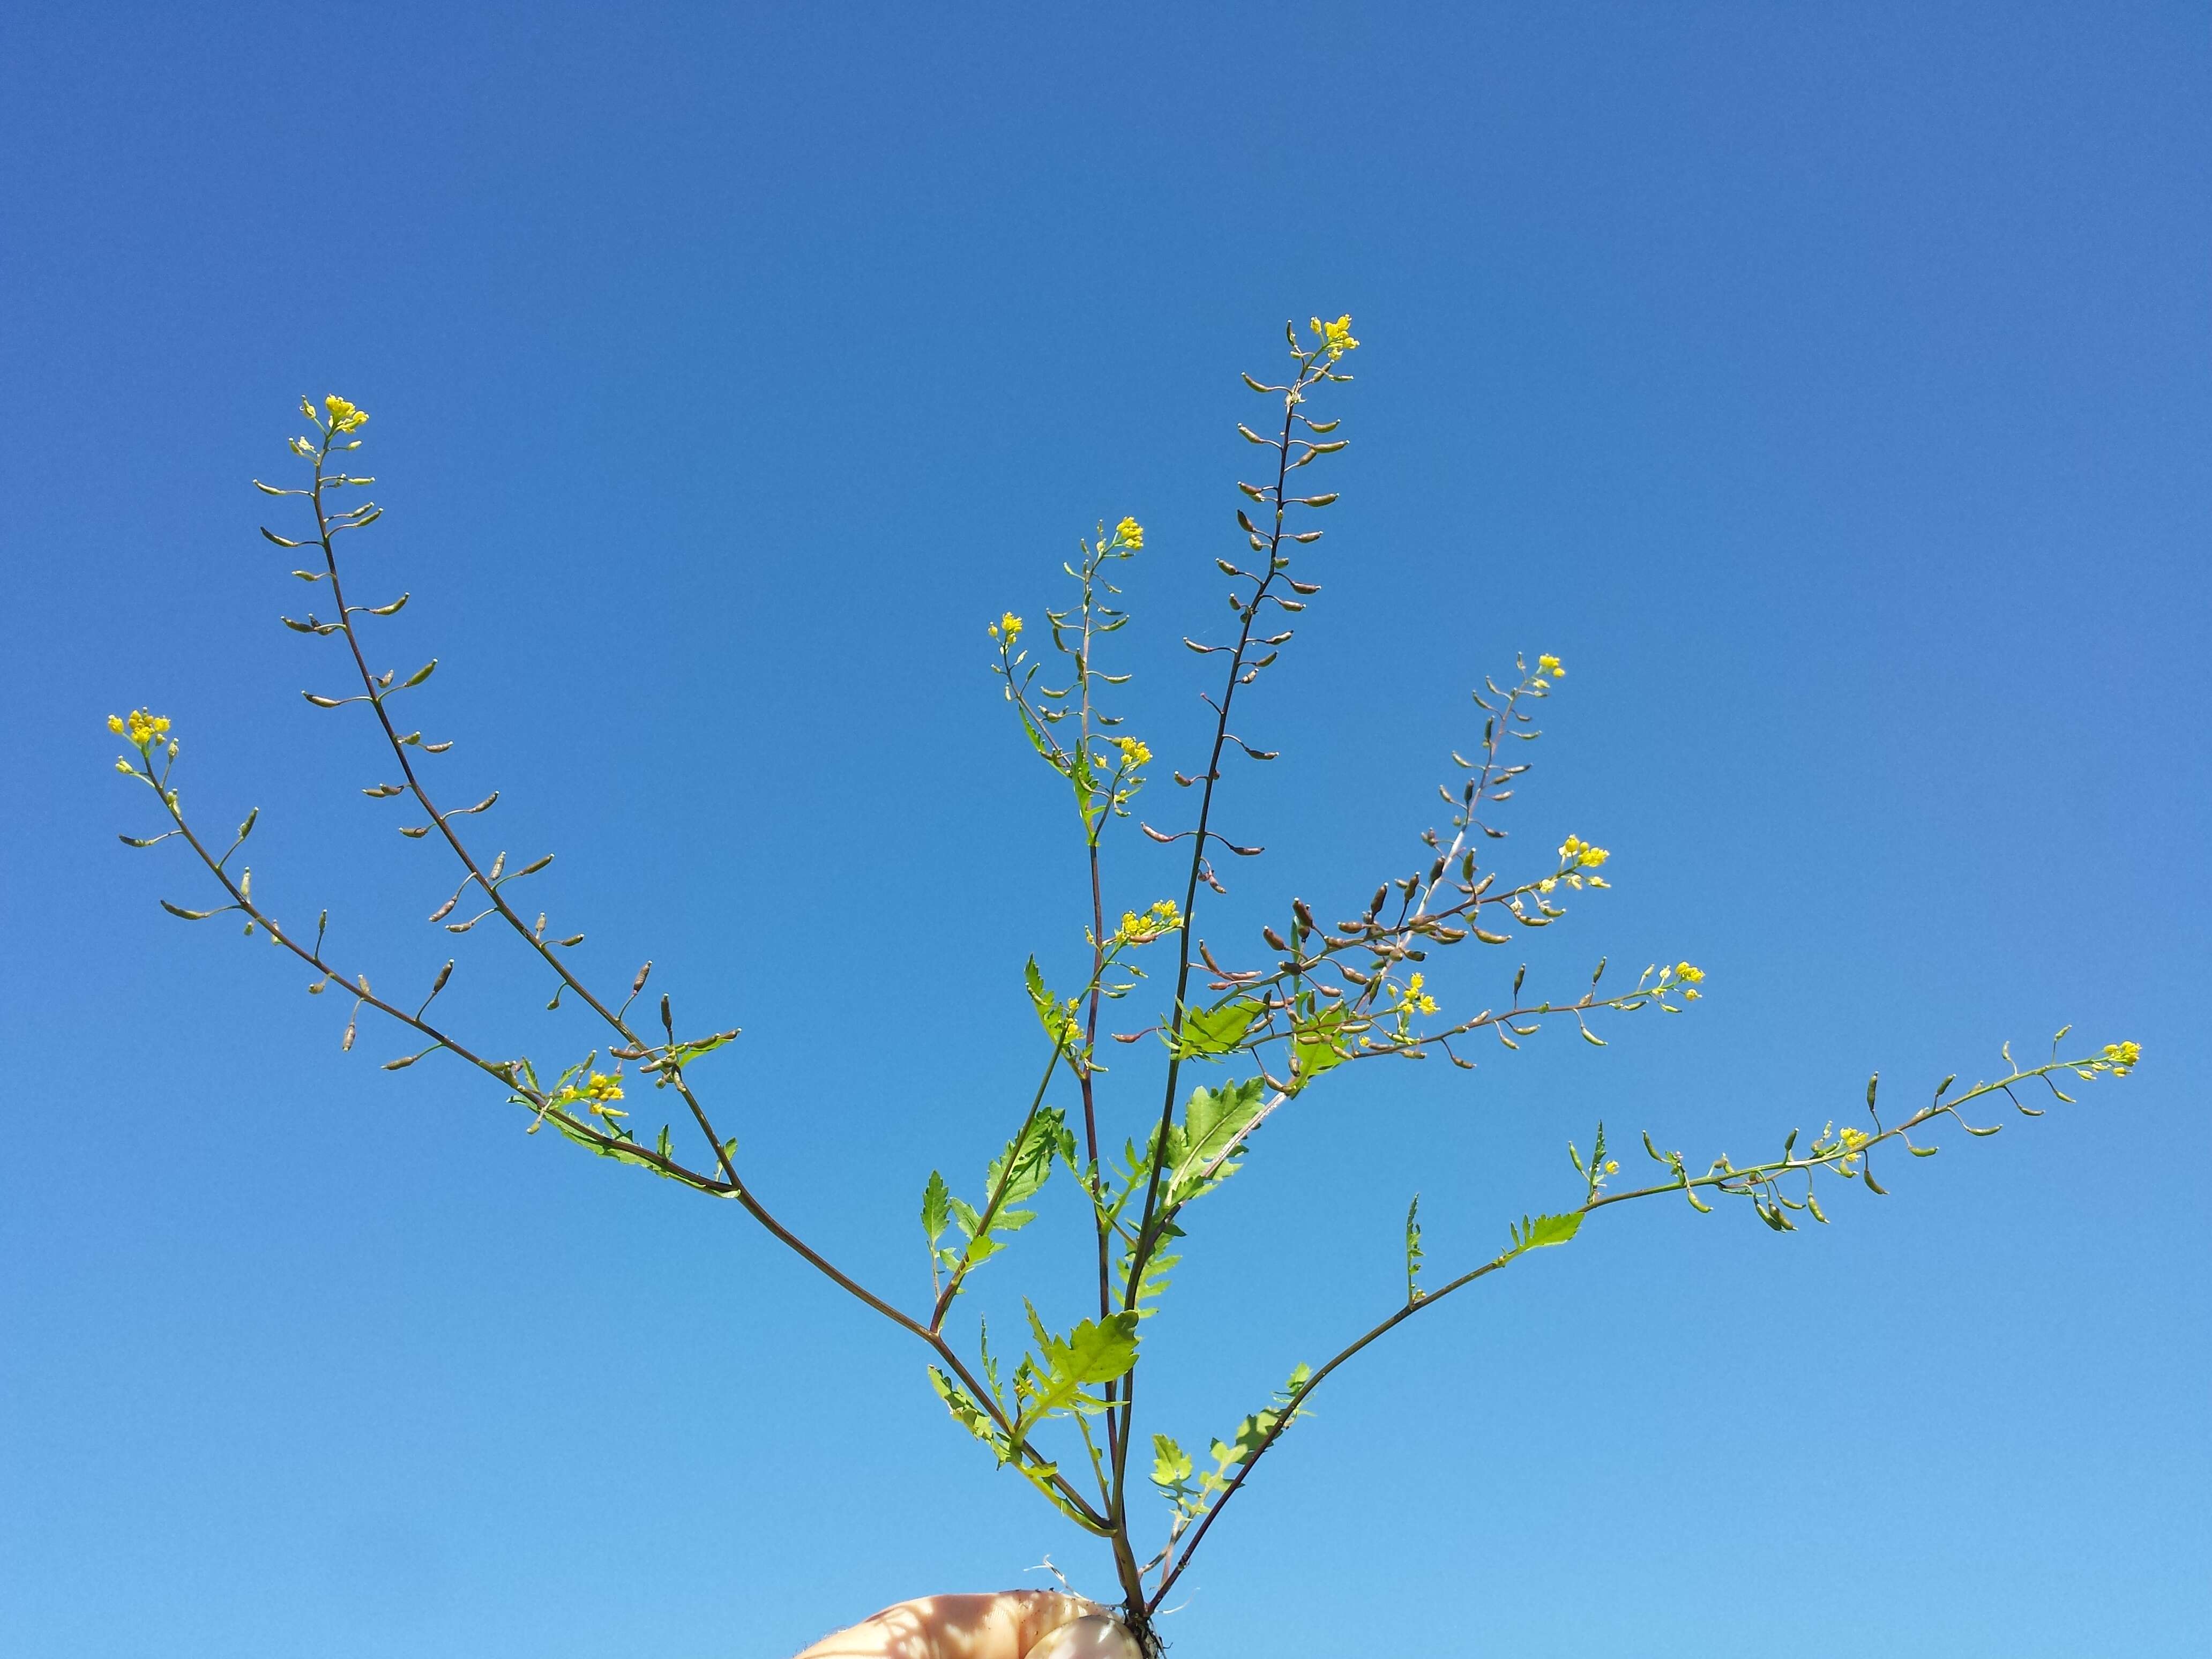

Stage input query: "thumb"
[{"left": 1024, "top": 1614, "right": 1144, "bottom": 1659}]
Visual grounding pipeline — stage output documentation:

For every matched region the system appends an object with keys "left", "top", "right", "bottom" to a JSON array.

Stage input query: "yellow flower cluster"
[
  {"left": 109, "top": 709, "right": 172, "bottom": 749},
  {"left": 1673, "top": 961, "right": 1705, "bottom": 1000},
  {"left": 1116, "top": 517, "right": 1144, "bottom": 550},
  {"left": 1558, "top": 835, "right": 1609, "bottom": 869},
  {"left": 1118, "top": 899, "right": 1182, "bottom": 945},
  {"left": 1815, "top": 1121, "right": 1872, "bottom": 1170},
  {"left": 2102, "top": 1040, "right": 2141, "bottom": 1074},
  {"left": 1536, "top": 654, "right": 1565, "bottom": 681},
  {"left": 1311, "top": 314, "right": 1359, "bottom": 361},
  {"left": 989, "top": 612, "right": 1023, "bottom": 645},
  {"left": 1112, "top": 736, "right": 1152, "bottom": 769},
  {"left": 554, "top": 1070, "right": 626, "bottom": 1119},
  {"left": 323, "top": 394, "right": 369, "bottom": 433},
  {"left": 1393, "top": 972, "right": 1438, "bottom": 1018}
]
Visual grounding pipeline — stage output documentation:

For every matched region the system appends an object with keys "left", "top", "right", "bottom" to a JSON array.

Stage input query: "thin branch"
[
  {"left": 1145, "top": 1051, "right": 2118, "bottom": 1604},
  {"left": 1112, "top": 339, "right": 1340, "bottom": 1560}
]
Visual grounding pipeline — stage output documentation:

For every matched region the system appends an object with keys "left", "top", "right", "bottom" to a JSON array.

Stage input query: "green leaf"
[
  {"left": 931, "top": 1364, "right": 1111, "bottom": 1536},
  {"left": 549, "top": 1111, "right": 671, "bottom": 1177},
  {"left": 1165, "top": 1077, "right": 1269, "bottom": 1206},
  {"left": 984, "top": 1105, "right": 1070, "bottom": 1218},
  {"left": 1025, "top": 957, "right": 1074, "bottom": 1043},
  {"left": 1007, "top": 1307, "right": 1143, "bottom": 1449},
  {"left": 664, "top": 1026, "right": 739, "bottom": 1062},
  {"left": 1151, "top": 1433, "right": 1194, "bottom": 1493},
  {"left": 1508, "top": 1210, "right": 1583, "bottom": 1253},
  {"left": 921, "top": 1170, "right": 951, "bottom": 1247},
  {"left": 929, "top": 1365, "right": 1013, "bottom": 1461},
  {"left": 1129, "top": 1248, "right": 1179, "bottom": 1317},
  {"left": 1290, "top": 1005, "right": 1349, "bottom": 1087},
  {"left": 1178, "top": 998, "right": 1262, "bottom": 1060},
  {"left": 937, "top": 1112, "right": 1075, "bottom": 1298},
  {"left": 1405, "top": 1193, "right": 1425, "bottom": 1301},
  {"left": 1056, "top": 1311, "right": 1142, "bottom": 1385},
  {"left": 1206, "top": 1362, "right": 1313, "bottom": 1483}
]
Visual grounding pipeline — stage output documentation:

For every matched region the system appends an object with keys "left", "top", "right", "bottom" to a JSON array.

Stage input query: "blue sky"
[{"left": 3, "top": 4, "right": 2206, "bottom": 1655}]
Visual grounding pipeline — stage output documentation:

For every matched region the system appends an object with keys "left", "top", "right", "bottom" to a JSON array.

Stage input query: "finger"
[{"left": 1023, "top": 1614, "right": 1144, "bottom": 1659}]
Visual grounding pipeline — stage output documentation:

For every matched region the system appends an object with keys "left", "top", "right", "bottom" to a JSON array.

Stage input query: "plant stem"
[
  {"left": 1145, "top": 1055, "right": 2097, "bottom": 1603},
  {"left": 1110, "top": 346, "right": 1324, "bottom": 1603}
]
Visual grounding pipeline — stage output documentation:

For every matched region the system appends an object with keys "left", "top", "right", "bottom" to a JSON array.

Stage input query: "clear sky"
[{"left": 3, "top": 4, "right": 2206, "bottom": 1656}]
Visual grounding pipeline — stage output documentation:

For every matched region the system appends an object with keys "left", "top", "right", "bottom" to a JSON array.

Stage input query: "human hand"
[{"left": 792, "top": 1591, "right": 1142, "bottom": 1659}]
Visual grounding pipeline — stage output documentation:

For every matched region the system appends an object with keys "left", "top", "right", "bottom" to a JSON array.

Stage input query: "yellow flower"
[
  {"left": 1559, "top": 834, "right": 1609, "bottom": 869},
  {"left": 112, "top": 709, "right": 171, "bottom": 750},
  {"left": 989, "top": 611, "right": 1024, "bottom": 645},
  {"left": 1604, "top": 1160, "right": 1618, "bottom": 1174},
  {"left": 562, "top": 1070, "right": 627, "bottom": 1118},
  {"left": 1837, "top": 1126, "right": 1870, "bottom": 1154},
  {"left": 1395, "top": 972, "right": 1438, "bottom": 1017},
  {"left": 1537, "top": 654, "right": 1565, "bottom": 681},
  {"left": 1114, "top": 736, "right": 1152, "bottom": 769},
  {"left": 1117, "top": 899, "right": 1182, "bottom": 944},
  {"left": 1310, "top": 314, "right": 1359, "bottom": 361},
  {"left": 544, "top": 1065, "right": 630, "bottom": 1121},
  {"left": 323, "top": 395, "right": 369, "bottom": 433},
  {"left": 2102, "top": 1041, "right": 2141, "bottom": 1074},
  {"left": 1116, "top": 517, "right": 1145, "bottom": 549},
  {"left": 1675, "top": 962, "right": 1704, "bottom": 983}
]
